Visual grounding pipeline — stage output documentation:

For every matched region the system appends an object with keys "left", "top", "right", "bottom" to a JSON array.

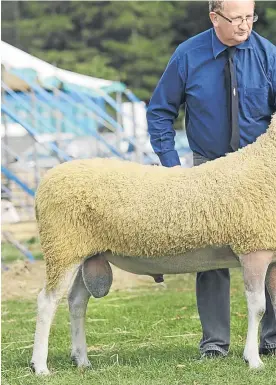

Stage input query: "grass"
[
  {"left": 1, "top": 221, "right": 42, "bottom": 263},
  {"left": 2, "top": 270, "right": 276, "bottom": 385},
  {"left": 1, "top": 238, "right": 43, "bottom": 263}
]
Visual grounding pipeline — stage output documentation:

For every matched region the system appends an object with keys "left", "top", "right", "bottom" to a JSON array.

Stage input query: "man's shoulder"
[
  {"left": 250, "top": 31, "right": 276, "bottom": 55},
  {"left": 176, "top": 28, "right": 212, "bottom": 57}
]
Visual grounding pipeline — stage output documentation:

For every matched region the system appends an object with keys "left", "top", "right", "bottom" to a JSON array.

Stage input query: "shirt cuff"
[{"left": 158, "top": 150, "right": 181, "bottom": 167}]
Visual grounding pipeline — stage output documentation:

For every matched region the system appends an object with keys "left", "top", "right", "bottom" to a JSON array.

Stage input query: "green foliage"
[
  {"left": 1, "top": 0, "right": 276, "bottom": 101},
  {"left": 261, "top": 7, "right": 276, "bottom": 43}
]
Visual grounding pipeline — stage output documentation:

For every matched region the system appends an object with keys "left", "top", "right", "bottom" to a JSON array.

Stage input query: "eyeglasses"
[{"left": 215, "top": 11, "right": 258, "bottom": 26}]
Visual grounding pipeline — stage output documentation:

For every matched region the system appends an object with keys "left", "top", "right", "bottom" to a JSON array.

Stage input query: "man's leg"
[
  {"left": 193, "top": 153, "right": 230, "bottom": 356},
  {"left": 196, "top": 269, "right": 230, "bottom": 356},
  {"left": 259, "top": 286, "right": 276, "bottom": 354}
]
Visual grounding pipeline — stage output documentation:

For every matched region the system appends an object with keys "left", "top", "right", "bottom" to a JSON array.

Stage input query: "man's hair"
[
  {"left": 209, "top": 0, "right": 255, "bottom": 13},
  {"left": 209, "top": 1, "right": 224, "bottom": 12}
]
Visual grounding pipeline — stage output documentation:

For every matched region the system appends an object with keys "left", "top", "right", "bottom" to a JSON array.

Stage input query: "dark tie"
[{"left": 225, "top": 47, "right": 240, "bottom": 152}]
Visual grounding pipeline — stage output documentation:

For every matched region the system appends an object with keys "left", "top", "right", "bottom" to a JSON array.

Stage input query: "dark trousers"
[{"left": 193, "top": 152, "right": 276, "bottom": 355}]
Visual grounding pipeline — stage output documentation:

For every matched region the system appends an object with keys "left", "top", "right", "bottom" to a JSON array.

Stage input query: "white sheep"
[{"left": 31, "top": 114, "right": 276, "bottom": 374}]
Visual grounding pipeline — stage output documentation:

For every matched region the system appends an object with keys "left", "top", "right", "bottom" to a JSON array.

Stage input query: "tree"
[{"left": 2, "top": 1, "right": 276, "bottom": 102}]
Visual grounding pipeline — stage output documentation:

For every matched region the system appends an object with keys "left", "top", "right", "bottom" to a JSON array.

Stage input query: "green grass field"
[{"left": 2, "top": 270, "right": 275, "bottom": 385}]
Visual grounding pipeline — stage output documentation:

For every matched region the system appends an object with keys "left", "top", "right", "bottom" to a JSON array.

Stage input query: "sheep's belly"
[{"left": 105, "top": 246, "right": 240, "bottom": 275}]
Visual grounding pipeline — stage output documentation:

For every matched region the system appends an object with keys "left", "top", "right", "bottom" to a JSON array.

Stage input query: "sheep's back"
[{"left": 35, "top": 152, "right": 276, "bottom": 259}]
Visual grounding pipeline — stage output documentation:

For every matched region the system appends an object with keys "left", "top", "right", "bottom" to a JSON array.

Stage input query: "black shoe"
[
  {"left": 259, "top": 347, "right": 276, "bottom": 356},
  {"left": 201, "top": 350, "right": 225, "bottom": 359}
]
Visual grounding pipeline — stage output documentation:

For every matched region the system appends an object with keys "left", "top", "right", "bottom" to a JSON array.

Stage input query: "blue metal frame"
[
  {"left": 1, "top": 166, "right": 35, "bottom": 197},
  {"left": 1, "top": 104, "right": 72, "bottom": 162},
  {"left": 3, "top": 77, "right": 127, "bottom": 159},
  {"left": 2, "top": 231, "right": 35, "bottom": 262}
]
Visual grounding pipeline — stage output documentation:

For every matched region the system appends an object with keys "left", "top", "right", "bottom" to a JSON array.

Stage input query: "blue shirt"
[{"left": 147, "top": 28, "right": 276, "bottom": 166}]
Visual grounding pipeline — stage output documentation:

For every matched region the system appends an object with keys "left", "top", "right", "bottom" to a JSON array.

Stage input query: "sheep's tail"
[
  {"left": 44, "top": 259, "right": 80, "bottom": 296},
  {"left": 43, "top": 249, "right": 83, "bottom": 293}
]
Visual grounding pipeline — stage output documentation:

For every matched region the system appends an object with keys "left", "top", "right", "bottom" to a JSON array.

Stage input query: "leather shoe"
[
  {"left": 201, "top": 350, "right": 225, "bottom": 358},
  {"left": 259, "top": 347, "right": 276, "bottom": 356}
]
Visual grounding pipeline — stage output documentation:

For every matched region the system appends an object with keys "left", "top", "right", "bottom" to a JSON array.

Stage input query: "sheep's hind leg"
[
  {"left": 68, "top": 255, "right": 113, "bottom": 368},
  {"left": 31, "top": 268, "right": 77, "bottom": 375},
  {"left": 240, "top": 250, "right": 273, "bottom": 369},
  {"left": 68, "top": 266, "right": 91, "bottom": 368}
]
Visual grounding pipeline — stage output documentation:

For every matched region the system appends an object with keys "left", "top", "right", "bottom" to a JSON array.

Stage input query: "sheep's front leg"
[
  {"left": 240, "top": 250, "right": 273, "bottom": 369},
  {"left": 68, "top": 267, "right": 91, "bottom": 368}
]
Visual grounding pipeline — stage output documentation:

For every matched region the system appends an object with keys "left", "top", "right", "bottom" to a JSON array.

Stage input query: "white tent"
[{"left": 1, "top": 41, "right": 124, "bottom": 93}]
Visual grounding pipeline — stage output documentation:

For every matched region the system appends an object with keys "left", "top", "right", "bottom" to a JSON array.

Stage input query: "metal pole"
[
  {"left": 1, "top": 87, "right": 11, "bottom": 192},
  {"left": 2, "top": 231, "right": 35, "bottom": 262},
  {"left": 31, "top": 89, "right": 40, "bottom": 189},
  {"left": 53, "top": 88, "right": 62, "bottom": 151},
  {"left": 115, "top": 92, "right": 123, "bottom": 153},
  {"left": 94, "top": 112, "right": 100, "bottom": 158},
  {"left": 87, "top": 109, "right": 99, "bottom": 158},
  {"left": 131, "top": 101, "right": 143, "bottom": 163}
]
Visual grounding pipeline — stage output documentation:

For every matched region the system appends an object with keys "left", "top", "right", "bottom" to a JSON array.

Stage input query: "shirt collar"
[{"left": 211, "top": 28, "right": 253, "bottom": 59}]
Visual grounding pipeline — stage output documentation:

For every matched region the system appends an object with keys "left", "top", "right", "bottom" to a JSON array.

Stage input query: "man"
[{"left": 147, "top": 0, "right": 276, "bottom": 358}]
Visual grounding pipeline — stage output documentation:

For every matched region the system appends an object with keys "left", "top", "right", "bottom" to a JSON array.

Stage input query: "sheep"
[{"left": 31, "top": 114, "right": 276, "bottom": 374}]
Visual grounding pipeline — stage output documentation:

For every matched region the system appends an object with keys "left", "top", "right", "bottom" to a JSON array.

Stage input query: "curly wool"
[{"left": 36, "top": 114, "right": 276, "bottom": 290}]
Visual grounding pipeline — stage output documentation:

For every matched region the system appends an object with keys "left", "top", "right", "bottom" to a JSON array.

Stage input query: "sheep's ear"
[{"left": 82, "top": 255, "right": 113, "bottom": 298}]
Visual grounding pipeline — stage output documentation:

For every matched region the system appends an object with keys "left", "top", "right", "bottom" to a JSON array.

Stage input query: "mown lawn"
[{"left": 2, "top": 270, "right": 275, "bottom": 385}]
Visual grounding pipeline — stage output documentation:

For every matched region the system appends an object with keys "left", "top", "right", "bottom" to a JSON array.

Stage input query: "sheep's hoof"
[
  {"left": 249, "top": 360, "right": 264, "bottom": 370},
  {"left": 243, "top": 355, "right": 264, "bottom": 370},
  {"left": 71, "top": 355, "right": 92, "bottom": 369},
  {"left": 30, "top": 361, "right": 50, "bottom": 375},
  {"left": 82, "top": 255, "right": 113, "bottom": 298}
]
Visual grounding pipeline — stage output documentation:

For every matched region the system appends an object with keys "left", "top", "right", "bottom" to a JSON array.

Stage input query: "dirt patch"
[{"left": 1, "top": 260, "right": 155, "bottom": 301}]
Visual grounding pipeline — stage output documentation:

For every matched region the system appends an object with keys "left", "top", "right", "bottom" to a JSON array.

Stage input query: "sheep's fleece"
[{"left": 36, "top": 114, "right": 276, "bottom": 290}]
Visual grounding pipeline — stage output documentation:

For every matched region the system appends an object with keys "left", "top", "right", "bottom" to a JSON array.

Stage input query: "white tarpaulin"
[{"left": 1, "top": 41, "right": 123, "bottom": 92}]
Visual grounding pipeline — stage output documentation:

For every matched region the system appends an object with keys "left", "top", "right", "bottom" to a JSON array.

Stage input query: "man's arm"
[
  {"left": 269, "top": 52, "right": 276, "bottom": 112},
  {"left": 146, "top": 49, "right": 186, "bottom": 167}
]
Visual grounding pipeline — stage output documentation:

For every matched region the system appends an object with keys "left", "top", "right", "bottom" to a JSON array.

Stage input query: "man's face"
[{"left": 211, "top": 1, "right": 255, "bottom": 46}]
